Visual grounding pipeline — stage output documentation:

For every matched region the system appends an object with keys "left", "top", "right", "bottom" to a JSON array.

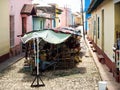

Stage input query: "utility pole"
[{"left": 81, "top": 0, "right": 85, "bottom": 39}]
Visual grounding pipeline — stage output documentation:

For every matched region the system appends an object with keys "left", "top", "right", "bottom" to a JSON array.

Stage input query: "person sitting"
[
  {"left": 40, "top": 49, "right": 57, "bottom": 71},
  {"left": 40, "top": 59, "right": 57, "bottom": 71}
]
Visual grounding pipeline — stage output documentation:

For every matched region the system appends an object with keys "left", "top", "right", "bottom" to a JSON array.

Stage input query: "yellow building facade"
[
  {"left": 55, "top": 4, "right": 63, "bottom": 27},
  {"left": 0, "top": 0, "right": 10, "bottom": 61},
  {"left": 91, "top": 0, "right": 115, "bottom": 61},
  {"left": 115, "top": 2, "right": 120, "bottom": 42},
  {"left": 72, "top": 13, "right": 82, "bottom": 27},
  {"left": 55, "top": 4, "right": 59, "bottom": 27},
  {"left": 88, "top": 0, "right": 120, "bottom": 82}
]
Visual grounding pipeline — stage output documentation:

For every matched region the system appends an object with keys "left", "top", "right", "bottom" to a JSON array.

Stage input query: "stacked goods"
[{"left": 24, "top": 34, "right": 82, "bottom": 70}]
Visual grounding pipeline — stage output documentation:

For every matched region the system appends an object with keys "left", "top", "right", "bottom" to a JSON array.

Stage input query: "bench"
[{"left": 97, "top": 54, "right": 105, "bottom": 64}]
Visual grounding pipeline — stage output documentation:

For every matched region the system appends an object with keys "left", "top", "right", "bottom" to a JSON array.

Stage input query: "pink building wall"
[
  {"left": 59, "top": 7, "right": 72, "bottom": 27},
  {"left": 9, "top": 0, "right": 32, "bottom": 46},
  {"left": 44, "top": 14, "right": 52, "bottom": 29},
  {"left": 9, "top": 0, "right": 33, "bottom": 56},
  {"left": 59, "top": 7, "right": 66, "bottom": 27}
]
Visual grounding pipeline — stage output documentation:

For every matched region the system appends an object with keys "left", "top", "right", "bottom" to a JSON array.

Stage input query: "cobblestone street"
[{"left": 0, "top": 40, "right": 101, "bottom": 90}]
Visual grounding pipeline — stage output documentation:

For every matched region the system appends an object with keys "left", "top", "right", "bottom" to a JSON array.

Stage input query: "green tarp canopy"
[{"left": 21, "top": 30, "right": 71, "bottom": 44}]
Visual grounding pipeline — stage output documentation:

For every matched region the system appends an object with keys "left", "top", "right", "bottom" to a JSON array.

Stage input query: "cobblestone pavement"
[{"left": 0, "top": 40, "right": 101, "bottom": 90}]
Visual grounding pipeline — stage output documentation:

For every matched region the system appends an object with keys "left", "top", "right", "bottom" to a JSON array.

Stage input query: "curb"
[
  {"left": 0, "top": 53, "right": 25, "bottom": 72},
  {"left": 85, "top": 37, "right": 120, "bottom": 90},
  {"left": 84, "top": 37, "right": 109, "bottom": 90},
  {"left": 84, "top": 38, "right": 103, "bottom": 80}
]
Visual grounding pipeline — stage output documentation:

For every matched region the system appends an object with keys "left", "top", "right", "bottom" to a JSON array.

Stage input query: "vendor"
[
  {"left": 46, "top": 44, "right": 56, "bottom": 60},
  {"left": 40, "top": 45, "right": 58, "bottom": 71}
]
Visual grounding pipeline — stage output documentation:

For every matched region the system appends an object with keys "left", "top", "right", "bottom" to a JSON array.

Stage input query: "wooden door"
[
  {"left": 10, "top": 15, "right": 14, "bottom": 47},
  {"left": 101, "top": 9, "right": 104, "bottom": 51}
]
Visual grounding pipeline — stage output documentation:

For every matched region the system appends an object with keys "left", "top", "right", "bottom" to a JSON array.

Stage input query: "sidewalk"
[
  {"left": 85, "top": 36, "right": 120, "bottom": 90},
  {"left": 0, "top": 53, "right": 25, "bottom": 72}
]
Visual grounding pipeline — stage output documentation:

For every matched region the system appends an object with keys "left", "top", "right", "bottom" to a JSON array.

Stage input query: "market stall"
[{"left": 21, "top": 29, "right": 82, "bottom": 87}]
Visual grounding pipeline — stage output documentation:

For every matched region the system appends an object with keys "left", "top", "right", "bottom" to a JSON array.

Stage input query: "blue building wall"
[{"left": 83, "top": 0, "right": 91, "bottom": 31}]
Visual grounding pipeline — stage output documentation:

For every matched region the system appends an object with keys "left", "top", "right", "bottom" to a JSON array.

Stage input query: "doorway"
[
  {"left": 10, "top": 15, "right": 14, "bottom": 48},
  {"left": 101, "top": 9, "right": 104, "bottom": 51}
]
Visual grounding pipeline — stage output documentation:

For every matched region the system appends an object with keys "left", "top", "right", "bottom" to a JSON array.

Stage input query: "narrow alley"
[{"left": 1, "top": 0, "right": 120, "bottom": 90}]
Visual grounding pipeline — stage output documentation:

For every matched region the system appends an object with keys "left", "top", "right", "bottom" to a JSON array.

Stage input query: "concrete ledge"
[
  {"left": 0, "top": 53, "right": 25, "bottom": 72},
  {"left": 92, "top": 47, "right": 97, "bottom": 52},
  {"left": 97, "top": 54, "right": 105, "bottom": 64}
]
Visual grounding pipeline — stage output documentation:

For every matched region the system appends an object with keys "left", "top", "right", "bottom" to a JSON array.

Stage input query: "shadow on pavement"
[
  {"left": 0, "top": 65, "right": 17, "bottom": 78},
  {"left": 18, "top": 66, "right": 87, "bottom": 82}
]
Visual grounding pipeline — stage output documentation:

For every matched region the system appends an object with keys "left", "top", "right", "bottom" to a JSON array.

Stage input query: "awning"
[
  {"left": 36, "top": 6, "right": 55, "bottom": 14},
  {"left": 33, "top": 16, "right": 54, "bottom": 20},
  {"left": 36, "top": 5, "right": 62, "bottom": 14},
  {"left": 21, "top": 4, "right": 36, "bottom": 15},
  {"left": 21, "top": 30, "right": 71, "bottom": 44}
]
